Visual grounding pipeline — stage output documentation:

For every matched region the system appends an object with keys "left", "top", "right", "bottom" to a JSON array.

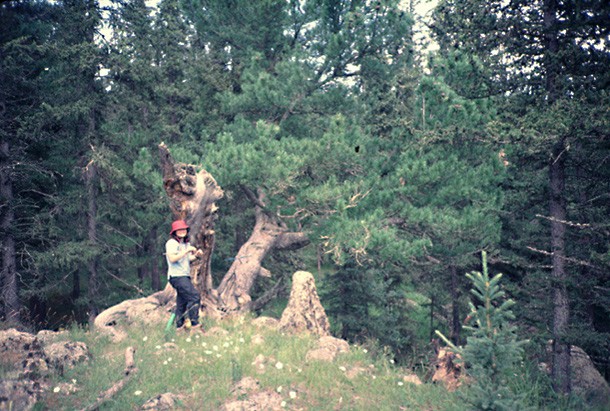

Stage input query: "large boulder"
[
  {"left": 0, "top": 328, "right": 90, "bottom": 410},
  {"left": 44, "top": 341, "right": 90, "bottom": 375},
  {"left": 569, "top": 346, "right": 610, "bottom": 406},
  {"left": 94, "top": 286, "right": 175, "bottom": 342},
  {"left": 431, "top": 348, "right": 466, "bottom": 392},
  {"left": 540, "top": 343, "right": 610, "bottom": 406},
  {"left": 140, "top": 393, "right": 186, "bottom": 411},
  {"left": 0, "top": 328, "right": 49, "bottom": 379},
  {"left": 305, "top": 336, "right": 350, "bottom": 363},
  {"left": 279, "top": 271, "right": 330, "bottom": 337},
  {"left": 223, "top": 378, "right": 272, "bottom": 411},
  {"left": 0, "top": 379, "right": 49, "bottom": 411}
]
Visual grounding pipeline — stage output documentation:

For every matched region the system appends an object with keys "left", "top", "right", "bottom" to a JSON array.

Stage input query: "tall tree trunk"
[
  {"left": 549, "top": 137, "right": 570, "bottom": 394},
  {"left": 544, "top": 0, "right": 571, "bottom": 395},
  {"left": 85, "top": 160, "right": 99, "bottom": 325},
  {"left": 72, "top": 271, "right": 81, "bottom": 300},
  {"left": 0, "top": 140, "right": 20, "bottom": 324},
  {"left": 449, "top": 265, "right": 461, "bottom": 345},
  {"left": 149, "top": 227, "right": 161, "bottom": 291}
]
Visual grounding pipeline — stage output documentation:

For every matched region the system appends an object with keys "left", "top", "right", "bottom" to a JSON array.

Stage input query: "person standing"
[{"left": 166, "top": 220, "right": 203, "bottom": 331}]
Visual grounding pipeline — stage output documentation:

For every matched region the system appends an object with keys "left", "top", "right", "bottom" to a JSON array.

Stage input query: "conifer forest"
[{"left": 1, "top": 0, "right": 609, "bottom": 402}]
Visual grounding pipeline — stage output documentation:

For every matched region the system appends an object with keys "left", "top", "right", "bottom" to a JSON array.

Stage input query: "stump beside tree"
[{"left": 158, "top": 143, "right": 309, "bottom": 315}]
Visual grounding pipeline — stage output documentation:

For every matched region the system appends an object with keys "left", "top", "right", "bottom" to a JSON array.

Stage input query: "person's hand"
[
  {"left": 195, "top": 249, "right": 204, "bottom": 257},
  {"left": 187, "top": 245, "right": 197, "bottom": 253}
]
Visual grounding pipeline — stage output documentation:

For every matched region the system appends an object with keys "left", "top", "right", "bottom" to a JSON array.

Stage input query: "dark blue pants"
[{"left": 169, "top": 276, "right": 200, "bottom": 328}]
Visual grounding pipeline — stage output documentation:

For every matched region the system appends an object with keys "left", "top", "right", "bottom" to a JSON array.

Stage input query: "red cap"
[{"left": 170, "top": 220, "right": 189, "bottom": 235}]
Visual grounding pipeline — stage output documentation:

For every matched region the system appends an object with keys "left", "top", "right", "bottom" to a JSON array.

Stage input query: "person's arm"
[
  {"left": 189, "top": 248, "right": 204, "bottom": 261},
  {"left": 167, "top": 244, "right": 197, "bottom": 263}
]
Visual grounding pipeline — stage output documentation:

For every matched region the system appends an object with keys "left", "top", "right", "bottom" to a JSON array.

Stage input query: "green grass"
[{"left": 38, "top": 315, "right": 466, "bottom": 410}]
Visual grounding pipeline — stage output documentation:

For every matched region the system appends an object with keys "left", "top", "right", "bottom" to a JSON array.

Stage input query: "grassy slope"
[{"left": 40, "top": 315, "right": 465, "bottom": 411}]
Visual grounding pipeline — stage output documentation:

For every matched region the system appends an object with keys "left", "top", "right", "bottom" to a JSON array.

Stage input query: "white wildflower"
[
  {"left": 223, "top": 342, "right": 230, "bottom": 348},
  {"left": 339, "top": 366, "right": 346, "bottom": 372},
  {"left": 71, "top": 379, "right": 77, "bottom": 384},
  {"left": 134, "top": 390, "right": 143, "bottom": 396},
  {"left": 276, "top": 386, "right": 283, "bottom": 393},
  {"left": 142, "top": 336, "right": 148, "bottom": 342},
  {"left": 275, "top": 361, "right": 284, "bottom": 370},
  {"left": 363, "top": 349, "right": 368, "bottom": 353},
  {"left": 53, "top": 387, "right": 60, "bottom": 393},
  {"left": 239, "top": 337, "right": 245, "bottom": 343},
  {"left": 163, "top": 361, "right": 168, "bottom": 365},
  {"left": 289, "top": 391, "right": 297, "bottom": 399},
  {"left": 281, "top": 401, "right": 287, "bottom": 407},
  {"left": 213, "top": 345, "right": 219, "bottom": 351},
  {"left": 398, "top": 382, "right": 404, "bottom": 386},
  {"left": 155, "top": 345, "right": 161, "bottom": 350},
  {"left": 186, "top": 337, "right": 192, "bottom": 343},
  {"left": 202, "top": 342, "right": 207, "bottom": 347},
  {"left": 390, "top": 359, "right": 395, "bottom": 364}
]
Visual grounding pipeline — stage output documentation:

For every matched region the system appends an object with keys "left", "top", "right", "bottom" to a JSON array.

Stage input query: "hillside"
[{"left": 3, "top": 314, "right": 466, "bottom": 411}]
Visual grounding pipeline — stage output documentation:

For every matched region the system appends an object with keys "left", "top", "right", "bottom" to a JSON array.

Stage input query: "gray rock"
[{"left": 279, "top": 271, "right": 330, "bottom": 337}]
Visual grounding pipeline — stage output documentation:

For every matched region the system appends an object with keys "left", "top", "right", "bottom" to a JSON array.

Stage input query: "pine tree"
[
  {"left": 431, "top": 0, "right": 610, "bottom": 393},
  {"left": 436, "top": 251, "right": 528, "bottom": 410},
  {"left": 0, "top": 0, "right": 56, "bottom": 325}
]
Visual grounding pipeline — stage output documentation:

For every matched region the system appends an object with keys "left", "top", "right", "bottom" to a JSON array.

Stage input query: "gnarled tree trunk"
[
  {"left": 216, "top": 187, "right": 309, "bottom": 312},
  {"left": 158, "top": 143, "right": 309, "bottom": 316},
  {"left": 159, "top": 142, "right": 223, "bottom": 300}
]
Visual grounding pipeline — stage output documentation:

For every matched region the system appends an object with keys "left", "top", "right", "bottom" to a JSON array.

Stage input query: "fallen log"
[{"left": 80, "top": 346, "right": 137, "bottom": 411}]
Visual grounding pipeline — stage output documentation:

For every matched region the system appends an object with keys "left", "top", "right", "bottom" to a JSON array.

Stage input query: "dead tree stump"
[{"left": 159, "top": 143, "right": 309, "bottom": 316}]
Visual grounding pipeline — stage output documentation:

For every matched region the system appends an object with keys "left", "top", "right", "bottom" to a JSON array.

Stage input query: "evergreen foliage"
[
  {"left": 436, "top": 251, "right": 529, "bottom": 410},
  {"left": 0, "top": 0, "right": 608, "bottom": 403}
]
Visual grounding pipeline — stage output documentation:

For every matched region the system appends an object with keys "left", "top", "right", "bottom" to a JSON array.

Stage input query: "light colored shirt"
[{"left": 165, "top": 238, "right": 190, "bottom": 279}]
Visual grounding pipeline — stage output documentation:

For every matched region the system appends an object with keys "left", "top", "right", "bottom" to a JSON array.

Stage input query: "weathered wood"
[
  {"left": 158, "top": 142, "right": 223, "bottom": 298},
  {"left": 216, "top": 188, "right": 310, "bottom": 313},
  {"left": 80, "top": 347, "right": 137, "bottom": 411},
  {"left": 158, "top": 143, "right": 310, "bottom": 315}
]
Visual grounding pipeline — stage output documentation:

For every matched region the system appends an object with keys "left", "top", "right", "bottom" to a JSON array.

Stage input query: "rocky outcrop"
[
  {"left": 305, "top": 336, "right": 350, "bottom": 363},
  {"left": 45, "top": 341, "right": 90, "bottom": 375},
  {"left": 93, "top": 285, "right": 175, "bottom": 342},
  {"left": 223, "top": 377, "right": 283, "bottom": 411},
  {"left": 252, "top": 316, "right": 279, "bottom": 329},
  {"left": 0, "top": 328, "right": 90, "bottom": 411},
  {"left": 0, "top": 379, "right": 49, "bottom": 411},
  {"left": 279, "top": 271, "right": 330, "bottom": 337},
  {"left": 140, "top": 393, "right": 185, "bottom": 411},
  {"left": 570, "top": 346, "right": 610, "bottom": 405},
  {"left": 431, "top": 348, "right": 465, "bottom": 391}
]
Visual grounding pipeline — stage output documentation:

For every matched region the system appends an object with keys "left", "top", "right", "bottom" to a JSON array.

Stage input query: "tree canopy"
[{"left": 1, "top": 0, "right": 608, "bottom": 402}]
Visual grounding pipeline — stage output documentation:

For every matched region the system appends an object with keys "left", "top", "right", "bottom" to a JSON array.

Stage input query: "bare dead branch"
[
  {"left": 80, "top": 347, "right": 137, "bottom": 411},
  {"left": 526, "top": 246, "right": 598, "bottom": 269},
  {"left": 535, "top": 214, "right": 590, "bottom": 229}
]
